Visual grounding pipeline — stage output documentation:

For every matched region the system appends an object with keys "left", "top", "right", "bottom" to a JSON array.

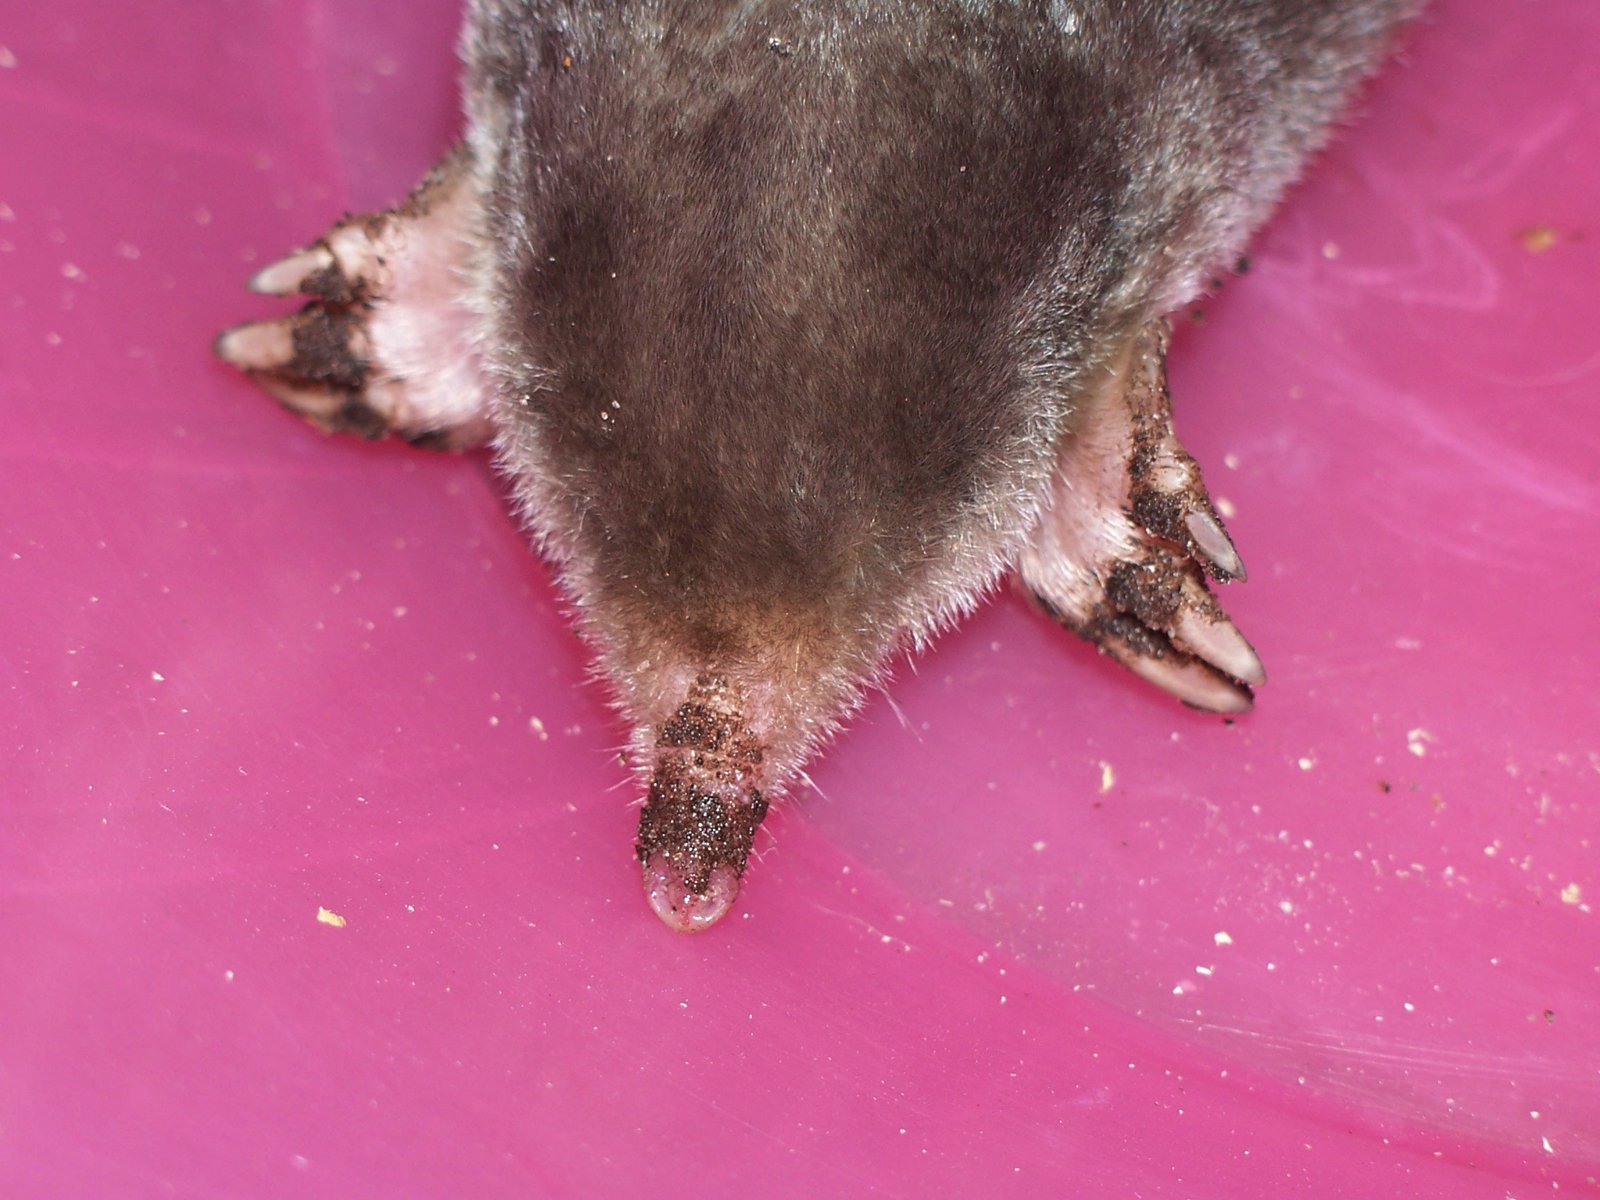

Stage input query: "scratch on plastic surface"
[
  {"left": 678, "top": 1077, "right": 915, "bottom": 1199},
  {"left": 1438, "top": 99, "right": 1581, "bottom": 200},
  {"left": 1172, "top": 1019, "right": 1593, "bottom": 1085},
  {"left": 810, "top": 903, "right": 914, "bottom": 952}
]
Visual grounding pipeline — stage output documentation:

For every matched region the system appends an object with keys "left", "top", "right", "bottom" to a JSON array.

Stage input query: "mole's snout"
[
  {"left": 634, "top": 676, "right": 771, "bottom": 931},
  {"left": 642, "top": 855, "right": 741, "bottom": 932}
]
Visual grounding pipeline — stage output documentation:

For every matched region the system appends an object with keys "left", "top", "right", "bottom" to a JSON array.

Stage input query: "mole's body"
[{"left": 217, "top": 0, "right": 1420, "bottom": 929}]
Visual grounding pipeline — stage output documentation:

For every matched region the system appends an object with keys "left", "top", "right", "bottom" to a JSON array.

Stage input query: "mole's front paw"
[
  {"left": 215, "top": 146, "right": 491, "bottom": 449},
  {"left": 1019, "top": 319, "right": 1264, "bottom": 713},
  {"left": 214, "top": 226, "right": 401, "bottom": 438}
]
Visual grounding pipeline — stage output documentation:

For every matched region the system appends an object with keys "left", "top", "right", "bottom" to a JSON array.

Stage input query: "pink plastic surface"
[{"left": 3, "top": 2, "right": 1598, "bottom": 1196}]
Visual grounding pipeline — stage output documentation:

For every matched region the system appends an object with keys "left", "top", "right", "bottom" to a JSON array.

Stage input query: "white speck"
[
  {"left": 1098, "top": 761, "right": 1115, "bottom": 794},
  {"left": 1407, "top": 728, "right": 1432, "bottom": 757},
  {"left": 392, "top": 605, "right": 407, "bottom": 618},
  {"left": 1403, "top": 1002, "right": 1415, "bottom": 1013},
  {"left": 61, "top": 262, "right": 84, "bottom": 280},
  {"left": 45, "top": 331, "right": 61, "bottom": 346},
  {"left": 999, "top": 995, "right": 1007, "bottom": 1005},
  {"left": 1297, "top": 755, "right": 1316, "bottom": 771},
  {"left": 1321, "top": 241, "right": 1341, "bottom": 260},
  {"left": 1223, "top": 453, "right": 1240, "bottom": 470},
  {"left": 489, "top": 715, "right": 500, "bottom": 727},
  {"left": 1560, "top": 882, "right": 1583, "bottom": 905},
  {"left": 529, "top": 716, "right": 548, "bottom": 741},
  {"left": 223, "top": 969, "right": 235, "bottom": 982},
  {"left": 1214, "top": 931, "right": 1233, "bottom": 946},
  {"left": 1031, "top": 840, "right": 1047, "bottom": 853},
  {"left": 1216, "top": 496, "right": 1237, "bottom": 519},
  {"left": 150, "top": 670, "right": 165, "bottom": 682},
  {"left": 0, "top": 46, "right": 16, "bottom": 69},
  {"left": 1196, "top": 965, "right": 1213, "bottom": 977},
  {"left": 1541, "top": 1136, "right": 1554, "bottom": 1155},
  {"left": 1278, "top": 899, "right": 1294, "bottom": 915},
  {"left": 1395, "top": 636, "right": 1422, "bottom": 651},
  {"left": 290, "top": 1155, "right": 310, "bottom": 1171},
  {"left": 315, "top": 907, "right": 347, "bottom": 928}
]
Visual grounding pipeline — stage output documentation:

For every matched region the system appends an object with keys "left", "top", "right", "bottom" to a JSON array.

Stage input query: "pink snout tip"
[{"left": 642, "top": 855, "right": 740, "bottom": 932}]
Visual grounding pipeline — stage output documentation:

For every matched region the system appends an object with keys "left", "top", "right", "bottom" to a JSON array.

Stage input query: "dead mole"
[{"left": 217, "top": 0, "right": 1422, "bottom": 930}]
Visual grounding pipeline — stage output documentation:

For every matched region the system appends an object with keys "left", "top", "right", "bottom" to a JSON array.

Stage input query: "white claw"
[
  {"left": 1173, "top": 602, "right": 1266, "bottom": 687},
  {"left": 247, "top": 245, "right": 335, "bottom": 295},
  {"left": 1107, "top": 640, "right": 1254, "bottom": 714},
  {"left": 1185, "top": 509, "right": 1247, "bottom": 581},
  {"left": 213, "top": 319, "right": 294, "bottom": 371}
]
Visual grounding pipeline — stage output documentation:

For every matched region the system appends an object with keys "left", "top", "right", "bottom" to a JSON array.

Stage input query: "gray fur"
[
  {"left": 464, "top": 0, "right": 1417, "bottom": 752},
  {"left": 224, "top": 1, "right": 1421, "bottom": 926}
]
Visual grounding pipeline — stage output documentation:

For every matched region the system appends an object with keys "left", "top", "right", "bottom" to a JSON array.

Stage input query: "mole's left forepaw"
[{"left": 1019, "top": 319, "right": 1264, "bottom": 713}]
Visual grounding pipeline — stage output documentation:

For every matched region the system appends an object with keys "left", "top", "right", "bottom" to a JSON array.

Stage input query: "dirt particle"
[
  {"left": 1517, "top": 225, "right": 1559, "bottom": 254},
  {"left": 316, "top": 906, "right": 347, "bottom": 928}
]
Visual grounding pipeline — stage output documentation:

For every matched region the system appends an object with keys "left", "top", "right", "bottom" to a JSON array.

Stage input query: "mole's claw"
[
  {"left": 643, "top": 855, "right": 740, "bottom": 932},
  {"left": 216, "top": 306, "right": 370, "bottom": 389},
  {"left": 1184, "top": 508, "right": 1247, "bottom": 582},
  {"left": 214, "top": 318, "right": 297, "bottom": 372},
  {"left": 1098, "top": 625, "right": 1255, "bottom": 714},
  {"left": 247, "top": 245, "right": 337, "bottom": 296},
  {"left": 1171, "top": 578, "right": 1265, "bottom": 685}
]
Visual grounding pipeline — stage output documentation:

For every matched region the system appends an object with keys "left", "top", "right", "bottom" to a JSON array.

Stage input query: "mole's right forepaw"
[{"left": 1019, "top": 319, "right": 1264, "bottom": 713}]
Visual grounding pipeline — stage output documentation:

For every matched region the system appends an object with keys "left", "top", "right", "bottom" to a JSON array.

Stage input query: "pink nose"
[{"left": 642, "top": 855, "right": 740, "bottom": 932}]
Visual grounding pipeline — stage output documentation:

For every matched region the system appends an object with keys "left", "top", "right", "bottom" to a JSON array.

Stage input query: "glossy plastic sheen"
[{"left": 2, "top": 2, "right": 1596, "bottom": 1196}]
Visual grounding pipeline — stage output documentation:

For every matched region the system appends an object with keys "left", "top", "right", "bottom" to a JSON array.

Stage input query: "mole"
[{"left": 216, "top": 0, "right": 1422, "bottom": 931}]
